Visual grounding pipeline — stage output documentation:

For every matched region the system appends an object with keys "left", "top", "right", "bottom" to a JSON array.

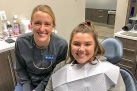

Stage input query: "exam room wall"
[{"left": 0, "top": 0, "right": 85, "bottom": 42}]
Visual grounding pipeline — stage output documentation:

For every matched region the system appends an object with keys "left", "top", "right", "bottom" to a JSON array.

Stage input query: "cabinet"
[
  {"left": 98, "top": 9, "right": 108, "bottom": 24},
  {"left": 0, "top": 49, "right": 16, "bottom": 91},
  {"left": 10, "top": 49, "right": 18, "bottom": 82},
  {"left": 90, "top": 8, "right": 98, "bottom": 22},
  {"left": 115, "top": 36, "right": 137, "bottom": 79},
  {"left": 85, "top": 8, "right": 108, "bottom": 24},
  {"left": 107, "top": 14, "right": 116, "bottom": 25}
]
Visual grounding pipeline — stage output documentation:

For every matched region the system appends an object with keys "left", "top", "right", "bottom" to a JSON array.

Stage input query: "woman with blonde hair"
[{"left": 14, "top": 5, "right": 68, "bottom": 91}]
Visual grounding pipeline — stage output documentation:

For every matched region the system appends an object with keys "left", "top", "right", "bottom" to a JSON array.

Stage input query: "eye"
[
  {"left": 34, "top": 21, "right": 41, "bottom": 26},
  {"left": 85, "top": 43, "right": 92, "bottom": 46},
  {"left": 73, "top": 42, "right": 80, "bottom": 46},
  {"left": 45, "top": 22, "right": 51, "bottom": 26}
]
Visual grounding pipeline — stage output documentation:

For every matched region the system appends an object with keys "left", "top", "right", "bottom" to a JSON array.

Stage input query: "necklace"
[{"left": 32, "top": 42, "right": 54, "bottom": 70}]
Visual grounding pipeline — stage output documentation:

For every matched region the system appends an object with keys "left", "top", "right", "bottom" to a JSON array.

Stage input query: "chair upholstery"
[
  {"left": 120, "top": 67, "right": 137, "bottom": 91},
  {"left": 101, "top": 37, "right": 123, "bottom": 64},
  {"left": 101, "top": 37, "right": 137, "bottom": 91}
]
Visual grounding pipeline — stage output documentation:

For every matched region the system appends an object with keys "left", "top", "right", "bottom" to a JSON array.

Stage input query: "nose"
[
  {"left": 78, "top": 45, "right": 85, "bottom": 52},
  {"left": 40, "top": 24, "right": 45, "bottom": 31}
]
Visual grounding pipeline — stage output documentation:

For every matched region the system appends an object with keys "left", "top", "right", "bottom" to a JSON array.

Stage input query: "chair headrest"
[{"left": 101, "top": 37, "right": 123, "bottom": 64}]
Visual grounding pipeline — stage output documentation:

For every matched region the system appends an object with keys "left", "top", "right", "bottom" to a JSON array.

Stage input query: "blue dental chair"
[{"left": 101, "top": 37, "right": 137, "bottom": 91}]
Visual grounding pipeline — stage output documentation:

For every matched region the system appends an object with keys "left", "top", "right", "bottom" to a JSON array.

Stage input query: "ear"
[{"left": 30, "top": 22, "right": 32, "bottom": 30}]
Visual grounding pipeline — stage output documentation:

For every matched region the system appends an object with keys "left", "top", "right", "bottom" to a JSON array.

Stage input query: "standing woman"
[{"left": 14, "top": 5, "right": 68, "bottom": 91}]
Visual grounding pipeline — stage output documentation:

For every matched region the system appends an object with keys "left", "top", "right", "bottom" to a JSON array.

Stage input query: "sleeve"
[
  {"left": 14, "top": 40, "right": 31, "bottom": 91},
  {"left": 34, "top": 76, "right": 50, "bottom": 91},
  {"left": 34, "top": 83, "right": 45, "bottom": 91},
  {"left": 56, "top": 40, "right": 68, "bottom": 64},
  {"left": 109, "top": 73, "right": 126, "bottom": 91},
  {"left": 45, "top": 61, "right": 66, "bottom": 91}
]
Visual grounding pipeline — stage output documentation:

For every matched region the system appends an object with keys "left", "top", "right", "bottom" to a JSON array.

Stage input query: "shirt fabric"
[{"left": 14, "top": 32, "right": 68, "bottom": 91}]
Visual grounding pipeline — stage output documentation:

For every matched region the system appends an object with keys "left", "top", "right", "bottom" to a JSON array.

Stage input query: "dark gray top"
[{"left": 14, "top": 32, "right": 68, "bottom": 91}]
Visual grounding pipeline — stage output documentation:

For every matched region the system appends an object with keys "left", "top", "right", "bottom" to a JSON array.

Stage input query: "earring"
[{"left": 52, "top": 29, "right": 57, "bottom": 34}]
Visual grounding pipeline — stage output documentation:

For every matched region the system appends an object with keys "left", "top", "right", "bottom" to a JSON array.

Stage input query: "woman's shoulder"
[
  {"left": 53, "top": 61, "right": 66, "bottom": 73},
  {"left": 97, "top": 55, "right": 119, "bottom": 67},
  {"left": 101, "top": 60, "right": 120, "bottom": 70},
  {"left": 15, "top": 33, "right": 33, "bottom": 48},
  {"left": 51, "top": 33, "right": 67, "bottom": 44},
  {"left": 16, "top": 32, "right": 33, "bottom": 42}
]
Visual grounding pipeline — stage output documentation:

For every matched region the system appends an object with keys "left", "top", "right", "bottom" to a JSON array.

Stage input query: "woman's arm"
[
  {"left": 55, "top": 40, "right": 68, "bottom": 64},
  {"left": 15, "top": 40, "right": 31, "bottom": 91}
]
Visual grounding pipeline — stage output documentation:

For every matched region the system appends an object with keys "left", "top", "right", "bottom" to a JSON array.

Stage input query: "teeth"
[
  {"left": 38, "top": 32, "right": 46, "bottom": 34},
  {"left": 77, "top": 52, "right": 86, "bottom": 57},
  {"left": 38, "top": 32, "right": 47, "bottom": 36}
]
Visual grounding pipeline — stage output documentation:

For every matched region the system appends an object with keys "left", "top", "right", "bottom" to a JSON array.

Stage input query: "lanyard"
[{"left": 32, "top": 41, "right": 54, "bottom": 70}]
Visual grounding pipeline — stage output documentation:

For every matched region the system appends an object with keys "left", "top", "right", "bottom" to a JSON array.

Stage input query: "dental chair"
[{"left": 101, "top": 37, "right": 137, "bottom": 91}]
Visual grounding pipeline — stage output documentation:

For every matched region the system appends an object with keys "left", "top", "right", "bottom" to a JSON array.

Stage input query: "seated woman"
[{"left": 45, "top": 21, "right": 126, "bottom": 91}]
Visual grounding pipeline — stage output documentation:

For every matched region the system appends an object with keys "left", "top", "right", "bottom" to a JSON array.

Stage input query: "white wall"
[
  {"left": 86, "top": 0, "right": 117, "bottom": 10},
  {"left": 114, "top": 0, "right": 129, "bottom": 33},
  {"left": 0, "top": 0, "right": 85, "bottom": 41}
]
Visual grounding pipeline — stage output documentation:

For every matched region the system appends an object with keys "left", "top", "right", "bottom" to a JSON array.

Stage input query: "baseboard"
[{"left": 94, "top": 22, "right": 114, "bottom": 29}]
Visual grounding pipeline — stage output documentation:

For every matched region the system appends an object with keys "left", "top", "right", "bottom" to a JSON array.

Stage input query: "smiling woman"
[
  {"left": 45, "top": 20, "right": 126, "bottom": 91},
  {"left": 31, "top": 5, "right": 55, "bottom": 47},
  {"left": 14, "top": 5, "right": 68, "bottom": 91}
]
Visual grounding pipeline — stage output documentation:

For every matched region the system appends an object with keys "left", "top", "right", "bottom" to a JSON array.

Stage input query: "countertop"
[
  {"left": 0, "top": 31, "right": 32, "bottom": 53},
  {"left": 129, "top": 16, "right": 137, "bottom": 20},
  {"left": 0, "top": 38, "right": 16, "bottom": 53},
  {"left": 108, "top": 10, "right": 116, "bottom": 14},
  {"left": 114, "top": 30, "right": 137, "bottom": 40}
]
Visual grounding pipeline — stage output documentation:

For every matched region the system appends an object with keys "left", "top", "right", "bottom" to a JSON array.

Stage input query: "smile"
[
  {"left": 37, "top": 32, "right": 48, "bottom": 36},
  {"left": 77, "top": 52, "right": 87, "bottom": 58}
]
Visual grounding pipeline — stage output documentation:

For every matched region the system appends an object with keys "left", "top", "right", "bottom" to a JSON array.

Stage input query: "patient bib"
[{"left": 52, "top": 60, "right": 120, "bottom": 91}]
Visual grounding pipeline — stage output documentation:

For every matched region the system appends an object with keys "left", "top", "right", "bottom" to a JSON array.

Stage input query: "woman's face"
[
  {"left": 31, "top": 11, "right": 54, "bottom": 45},
  {"left": 71, "top": 33, "right": 95, "bottom": 64}
]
